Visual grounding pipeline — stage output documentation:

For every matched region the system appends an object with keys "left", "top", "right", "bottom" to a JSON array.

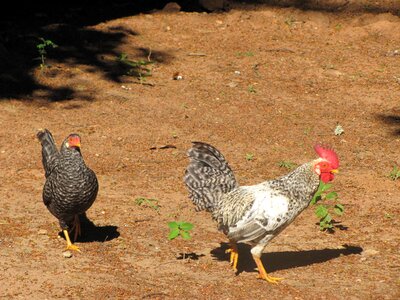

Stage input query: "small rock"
[
  {"left": 334, "top": 124, "right": 344, "bottom": 136},
  {"left": 173, "top": 72, "right": 183, "bottom": 80},
  {"left": 363, "top": 249, "right": 379, "bottom": 256},
  {"left": 63, "top": 251, "right": 73, "bottom": 258},
  {"left": 162, "top": 2, "right": 181, "bottom": 12},
  {"left": 37, "top": 229, "right": 48, "bottom": 235},
  {"left": 227, "top": 82, "right": 238, "bottom": 88},
  {"left": 325, "top": 69, "right": 344, "bottom": 77}
]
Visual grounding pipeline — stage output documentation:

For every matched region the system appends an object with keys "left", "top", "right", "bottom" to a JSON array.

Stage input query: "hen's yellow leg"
[
  {"left": 225, "top": 243, "right": 239, "bottom": 272},
  {"left": 63, "top": 229, "right": 81, "bottom": 252},
  {"left": 253, "top": 255, "right": 283, "bottom": 283}
]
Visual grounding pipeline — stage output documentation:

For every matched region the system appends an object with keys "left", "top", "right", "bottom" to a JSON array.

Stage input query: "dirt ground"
[{"left": 1, "top": 1, "right": 400, "bottom": 299}]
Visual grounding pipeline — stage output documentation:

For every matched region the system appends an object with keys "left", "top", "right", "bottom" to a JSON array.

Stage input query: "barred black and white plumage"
[
  {"left": 37, "top": 129, "right": 98, "bottom": 251},
  {"left": 184, "top": 142, "right": 339, "bottom": 283},
  {"left": 184, "top": 141, "right": 238, "bottom": 212}
]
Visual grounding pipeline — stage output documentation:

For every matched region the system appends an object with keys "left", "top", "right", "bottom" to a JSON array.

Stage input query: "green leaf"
[
  {"left": 180, "top": 222, "right": 194, "bottom": 231},
  {"left": 180, "top": 230, "right": 191, "bottom": 240},
  {"left": 168, "top": 222, "right": 178, "bottom": 229},
  {"left": 168, "top": 228, "right": 180, "bottom": 240},
  {"left": 322, "top": 213, "right": 332, "bottom": 223},
  {"left": 325, "top": 192, "right": 338, "bottom": 200},
  {"left": 334, "top": 204, "right": 344, "bottom": 216},
  {"left": 315, "top": 205, "right": 328, "bottom": 218},
  {"left": 320, "top": 220, "right": 333, "bottom": 230}
]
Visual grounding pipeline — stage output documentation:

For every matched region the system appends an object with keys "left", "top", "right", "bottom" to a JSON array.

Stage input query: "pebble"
[
  {"left": 227, "top": 82, "right": 238, "bottom": 88},
  {"left": 325, "top": 69, "right": 344, "bottom": 77},
  {"left": 363, "top": 249, "right": 379, "bottom": 256},
  {"left": 37, "top": 229, "right": 48, "bottom": 235},
  {"left": 63, "top": 251, "right": 73, "bottom": 258}
]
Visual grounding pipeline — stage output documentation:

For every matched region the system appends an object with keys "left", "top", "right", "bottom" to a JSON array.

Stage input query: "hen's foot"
[
  {"left": 63, "top": 229, "right": 81, "bottom": 252},
  {"left": 225, "top": 243, "right": 239, "bottom": 272},
  {"left": 253, "top": 255, "right": 283, "bottom": 284}
]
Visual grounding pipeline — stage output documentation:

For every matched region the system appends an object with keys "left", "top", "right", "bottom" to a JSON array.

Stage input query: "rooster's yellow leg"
[
  {"left": 225, "top": 243, "right": 239, "bottom": 272},
  {"left": 63, "top": 229, "right": 81, "bottom": 252},
  {"left": 253, "top": 255, "right": 283, "bottom": 283}
]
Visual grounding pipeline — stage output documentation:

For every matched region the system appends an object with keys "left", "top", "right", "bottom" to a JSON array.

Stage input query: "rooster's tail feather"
[{"left": 184, "top": 142, "right": 238, "bottom": 212}]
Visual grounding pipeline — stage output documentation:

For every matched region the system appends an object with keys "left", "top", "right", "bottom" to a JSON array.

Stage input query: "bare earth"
[{"left": 1, "top": 1, "right": 400, "bottom": 299}]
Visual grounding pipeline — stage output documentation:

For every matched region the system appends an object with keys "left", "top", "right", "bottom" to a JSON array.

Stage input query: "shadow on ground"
[
  {"left": 377, "top": 114, "right": 400, "bottom": 136},
  {"left": 58, "top": 213, "right": 119, "bottom": 243},
  {"left": 243, "top": 0, "right": 400, "bottom": 14},
  {"left": 0, "top": 0, "right": 177, "bottom": 100},
  {"left": 211, "top": 242, "right": 363, "bottom": 274},
  {"left": 1, "top": 0, "right": 398, "bottom": 100}
]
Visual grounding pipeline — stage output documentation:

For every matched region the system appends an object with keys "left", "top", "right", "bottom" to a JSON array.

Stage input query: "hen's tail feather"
[
  {"left": 184, "top": 142, "right": 238, "bottom": 212},
  {"left": 37, "top": 129, "right": 58, "bottom": 177}
]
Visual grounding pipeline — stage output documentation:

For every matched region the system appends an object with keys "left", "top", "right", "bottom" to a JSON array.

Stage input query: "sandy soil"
[{"left": 1, "top": 1, "right": 400, "bottom": 299}]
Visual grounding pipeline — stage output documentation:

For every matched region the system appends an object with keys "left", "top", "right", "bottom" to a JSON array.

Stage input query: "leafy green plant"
[
  {"left": 311, "top": 181, "right": 344, "bottom": 231},
  {"left": 134, "top": 197, "right": 160, "bottom": 212},
  {"left": 117, "top": 53, "right": 153, "bottom": 83},
  {"left": 168, "top": 221, "right": 194, "bottom": 240},
  {"left": 389, "top": 166, "right": 400, "bottom": 181},
  {"left": 36, "top": 38, "right": 58, "bottom": 69},
  {"left": 278, "top": 161, "right": 297, "bottom": 170}
]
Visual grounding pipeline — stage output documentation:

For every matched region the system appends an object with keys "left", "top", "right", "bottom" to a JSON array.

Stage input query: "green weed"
[
  {"left": 311, "top": 181, "right": 344, "bottom": 231},
  {"left": 278, "top": 161, "right": 297, "bottom": 170},
  {"left": 36, "top": 38, "right": 58, "bottom": 69},
  {"left": 248, "top": 85, "right": 256, "bottom": 93},
  {"left": 245, "top": 153, "right": 255, "bottom": 161},
  {"left": 389, "top": 166, "right": 400, "bottom": 180},
  {"left": 117, "top": 53, "right": 153, "bottom": 83},
  {"left": 134, "top": 197, "right": 160, "bottom": 212},
  {"left": 168, "top": 221, "right": 194, "bottom": 240}
]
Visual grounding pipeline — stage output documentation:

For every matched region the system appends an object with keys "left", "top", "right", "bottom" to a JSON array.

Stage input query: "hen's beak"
[{"left": 331, "top": 169, "right": 339, "bottom": 174}]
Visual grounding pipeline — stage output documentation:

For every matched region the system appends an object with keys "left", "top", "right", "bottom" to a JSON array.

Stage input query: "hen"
[
  {"left": 37, "top": 129, "right": 98, "bottom": 251},
  {"left": 184, "top": 142, "right": 339, "bottom": 283}
]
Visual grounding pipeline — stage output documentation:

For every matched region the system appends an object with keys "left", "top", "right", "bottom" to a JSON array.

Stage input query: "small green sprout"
[
  {"left": 168, "top": 221, "right": 194, "bottom": 240},
  {"left": 247, "top": 85, "right": 256, "bottom": 93},
  {"left": 389, "top": 166, "right": 400, "bottom": 181},
  {"left": 134, "top": 197, "right": 160, "bottom": 212},
  {"left": 245, "top": 153, "right": 254, "bottom": 161},
  {"left": 311, "top": 181, "right": 344, "bottom": 231},
  {"left": 278, "top": 161, "right": 297, "bottom": 170},
  {"left": 36, "top": 38, "right": 58, "bottom": 69},
  {"left": 117, "top": 53, "right": 153, "bottom": 83}
]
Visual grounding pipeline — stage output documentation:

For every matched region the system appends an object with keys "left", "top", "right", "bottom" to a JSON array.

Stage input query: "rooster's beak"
[{"left": 331, "top": 169, "right": 339, "bottom": 174}]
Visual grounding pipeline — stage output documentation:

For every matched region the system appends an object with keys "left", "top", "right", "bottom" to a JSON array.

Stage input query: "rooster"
[
  {"left": 184, "top": 142, "right": 339, "bottom": 283},
  {"left": 37, "top": 129, "right": 98, "bottom": 252}
]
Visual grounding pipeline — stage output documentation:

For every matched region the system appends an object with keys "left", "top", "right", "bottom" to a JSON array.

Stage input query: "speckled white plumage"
[{"left": 184, "top": 141, "right": 339, "bottom": 281}]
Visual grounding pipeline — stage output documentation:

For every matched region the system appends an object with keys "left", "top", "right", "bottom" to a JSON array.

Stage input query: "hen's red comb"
[{"left": 314, "top": 144, "right": 339, "bottom": 169}]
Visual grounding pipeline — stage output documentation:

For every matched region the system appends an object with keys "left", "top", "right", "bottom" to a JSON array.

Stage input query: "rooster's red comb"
[{"left": 314, "top": 144, "right": 339, "bottom": 169}]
